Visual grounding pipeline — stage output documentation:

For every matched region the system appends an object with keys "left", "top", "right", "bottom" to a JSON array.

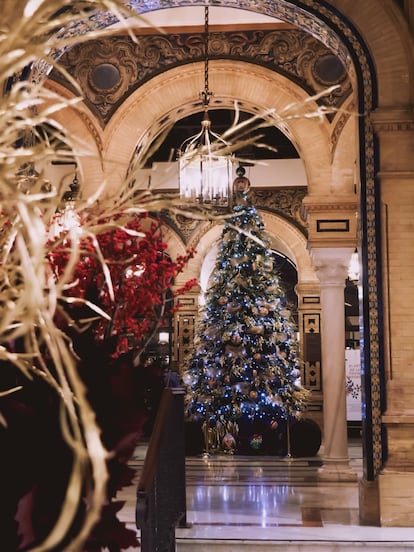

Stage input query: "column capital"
[
  {"left": 302, "top": 195, "right": 358, "bottom": 249},
  {"left": 311, "top": 247, "right": 354, "bottom": 285}
]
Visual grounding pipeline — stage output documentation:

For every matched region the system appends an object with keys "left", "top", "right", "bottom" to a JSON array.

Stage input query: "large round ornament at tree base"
[
  {"left": 249, "top": 433, "right": 263, "bottom": 451},
  {"left": 290, "top": 418, "right": 322, "bottom": 457},
  {"left": 222, "top": 433, "right": 237, "bottom": 453},
  {"left": 184, "top": 421, "right": 205, "bottom": 456}
]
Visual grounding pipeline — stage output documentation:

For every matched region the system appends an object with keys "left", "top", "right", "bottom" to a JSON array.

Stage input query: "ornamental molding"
[
  {"left": 162, "top": 187, "right": 308, "bottom": 245},
  {"left": 303, "top": 202, "right": 357, "bottom": 212},
  {"left": 370, "top": 108, "right": 414, "bottom": 132},
  {"left": 49, "top": 29, "right": 352, "bottom": 127},
  {"left": 250, "top": 188, "right": 307, "bottom": 232},
  {"left": 376, "top": 170, "right": 414, "bottom": 179},
  {"left": 371, "top": 121, "right": 414, "bottom": 132},
  {"left": 330, "top": 100, "right": 356, "bottom": 158}
]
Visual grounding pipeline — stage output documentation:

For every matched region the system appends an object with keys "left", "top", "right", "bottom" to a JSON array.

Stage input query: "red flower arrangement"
[
  {"left": 48, "top": 212, "right": 197, "bottom": 358},
  {"left": 5, "top": 211, "right": 199, "bottom": 550}
]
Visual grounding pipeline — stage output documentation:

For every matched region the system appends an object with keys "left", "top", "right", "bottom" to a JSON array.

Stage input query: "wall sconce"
[
  {"left": 158, "top": 331, "right": 169, "bottom": 345},
  {"left": 348, "top": 248, "right": 360, "bottom": 283}
]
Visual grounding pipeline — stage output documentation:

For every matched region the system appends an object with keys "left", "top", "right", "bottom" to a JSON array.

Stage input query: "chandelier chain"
[{"left": 201, "top": 5, "right": 211, "bottom": 108}]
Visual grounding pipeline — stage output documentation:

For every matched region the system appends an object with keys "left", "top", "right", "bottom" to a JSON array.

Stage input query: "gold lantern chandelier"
[{"left": 178, "top": 6, "right": 233, "bottom": 208}]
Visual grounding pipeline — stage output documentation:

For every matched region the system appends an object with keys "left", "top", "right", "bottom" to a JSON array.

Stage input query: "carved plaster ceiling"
[{"left": 50, "top": 27, "right": 351, "bottom": 127}]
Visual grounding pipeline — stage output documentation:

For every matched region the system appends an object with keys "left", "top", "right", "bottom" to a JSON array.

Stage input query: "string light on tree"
[{"left": 184, "top": 166, "right": 309, "bottom": 454}]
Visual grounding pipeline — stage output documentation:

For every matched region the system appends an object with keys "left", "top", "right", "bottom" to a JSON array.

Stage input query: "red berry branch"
[{"left": 48, "top": 213, "right": 197, "bottom": 358}]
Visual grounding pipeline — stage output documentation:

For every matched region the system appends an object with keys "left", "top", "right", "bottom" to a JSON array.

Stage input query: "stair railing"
[{"left": 136, "top": 386, "right": 188, "bottom": 552}]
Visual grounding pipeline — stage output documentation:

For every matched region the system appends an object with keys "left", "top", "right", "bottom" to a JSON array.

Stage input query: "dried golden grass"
[{"left": 0, "top": 2, "right": 347, "bottom": 549}]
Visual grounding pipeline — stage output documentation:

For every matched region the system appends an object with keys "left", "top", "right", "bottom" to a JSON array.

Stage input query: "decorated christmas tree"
[{"left": 184, "top": 167, "right": 309, "bottom": 454}]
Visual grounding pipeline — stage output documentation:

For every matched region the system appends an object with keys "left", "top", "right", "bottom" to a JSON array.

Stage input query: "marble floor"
[{"left": 117, "top": 439, "right": 414, "bottom": 551}]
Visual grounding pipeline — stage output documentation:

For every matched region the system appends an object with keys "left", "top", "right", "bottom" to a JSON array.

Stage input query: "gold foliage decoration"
[{"left": 0, "top": 1, "right": 349, "bottom": 549}]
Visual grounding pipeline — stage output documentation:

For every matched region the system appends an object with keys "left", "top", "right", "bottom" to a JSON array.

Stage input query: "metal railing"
[{"left": 136, "top": 386, "right": 188, "bottom": 552}]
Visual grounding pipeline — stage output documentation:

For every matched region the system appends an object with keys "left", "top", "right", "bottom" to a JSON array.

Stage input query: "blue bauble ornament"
[{"left": 249, "top": 433, "right": 263, "bottom": 450}]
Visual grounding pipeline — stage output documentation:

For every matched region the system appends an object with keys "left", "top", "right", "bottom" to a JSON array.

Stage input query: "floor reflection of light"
[
  {"left": 188, "top": 454, "right": 303, "bottom": 523},
  {"left": 261, "top": 507, "right": 268, "bottom": 528},
  {"left": 241, "top": 485, "right": 278, "bottom": 512}
]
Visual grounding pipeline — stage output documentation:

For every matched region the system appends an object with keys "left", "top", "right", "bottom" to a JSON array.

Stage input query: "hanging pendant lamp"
[{"left": 178, "top": 6, "right": 232, "bottom": 208}]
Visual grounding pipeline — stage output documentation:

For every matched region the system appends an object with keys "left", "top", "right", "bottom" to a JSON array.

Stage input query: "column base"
[
  {"left": 359, "top": 478, "right": 380, "bottom": 526},
  {"left": 379, "top": 470, "right": 414, "bottom": 526},
  {"left": 318, "top": 457, "right": 358, "bottom": 482}
]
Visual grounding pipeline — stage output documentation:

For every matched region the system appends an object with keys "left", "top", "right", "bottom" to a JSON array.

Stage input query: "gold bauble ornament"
[
  {"left": 233, "top": 175, "right": 250, "bottom": 192},
  {"left": 248, "top": 325, "right": 264, "bottom": 335}
]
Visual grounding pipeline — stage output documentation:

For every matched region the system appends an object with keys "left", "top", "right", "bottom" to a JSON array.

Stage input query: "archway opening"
[{"left": 145, "top": 108, "right": 300, "bottom": 167}]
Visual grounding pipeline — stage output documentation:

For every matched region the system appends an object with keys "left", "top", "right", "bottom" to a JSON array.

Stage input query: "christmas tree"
[{"left": 184, "top": 167, "right": 309, "bottom": 454}]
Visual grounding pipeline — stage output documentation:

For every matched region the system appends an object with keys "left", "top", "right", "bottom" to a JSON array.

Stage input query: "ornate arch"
[
  {"left": 103, "top": 60, "right": 332, "bottom": 194},
  {"left": 261, "top": 211, "right": 317, "bottom": 284},
  {"left": 186, "top": 209, "right": 316, "bottom": 294},
  {"left": 42, "top": 80, "right": 105, "bottom": 196}
]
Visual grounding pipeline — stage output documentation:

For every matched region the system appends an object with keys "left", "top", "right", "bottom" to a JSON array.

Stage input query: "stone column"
[{"left": 311, "top": 247, "right": 357, "bottom": 482}]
